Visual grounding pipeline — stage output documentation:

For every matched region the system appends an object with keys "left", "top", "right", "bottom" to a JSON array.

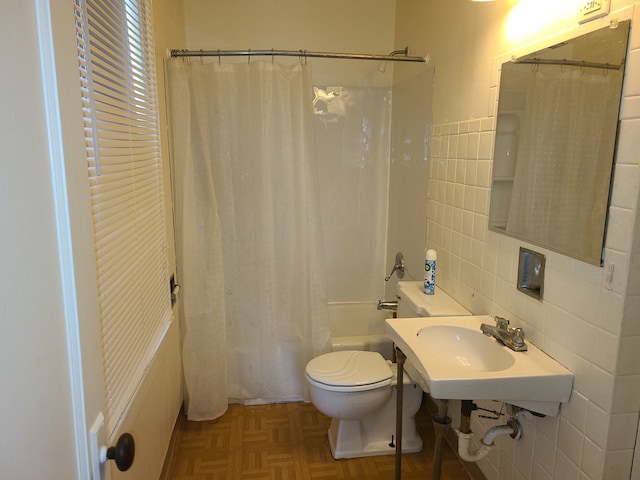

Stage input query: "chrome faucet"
[
  {"left": 377, "top": 300, "right": 398, "bottom": 311},
  {"left": 480, "top": 316, "right": 527, "bottom": 352}
]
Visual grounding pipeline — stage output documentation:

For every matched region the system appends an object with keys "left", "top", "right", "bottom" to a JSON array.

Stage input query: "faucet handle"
[
  {"left": 384, "top": 252, "right": 405, "bottom": 281},
  {"left": 512, "top": 327, "right": 525, "bottom": 347},
  {"left": 495, "top": 316, "right": 509, "bottom": 329}
]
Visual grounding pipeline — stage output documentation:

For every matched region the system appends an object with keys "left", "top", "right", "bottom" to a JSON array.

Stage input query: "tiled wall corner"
[{"left": 426, "top": 111, "right": 639, "bottom": 479}]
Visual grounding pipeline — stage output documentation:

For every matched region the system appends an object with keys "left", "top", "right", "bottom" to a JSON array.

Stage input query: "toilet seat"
[{"left": 305, "top": 350, "right": 392, "bottom": 392}]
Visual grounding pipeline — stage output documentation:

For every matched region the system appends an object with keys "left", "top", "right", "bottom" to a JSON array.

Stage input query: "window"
[{"left": 75, "top": 0, "right": 171, "bottom": 435}]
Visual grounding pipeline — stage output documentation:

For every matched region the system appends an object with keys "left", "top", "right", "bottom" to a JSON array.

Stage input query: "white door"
[
  {"left": 44, "top": 0, "right": 139, "bottom": 477},
  {"left": 0, "top": 1, "right": 111, "bottom": 479},
  {"left": 2, "top": 1, "right": 178, "bottom": 477}
]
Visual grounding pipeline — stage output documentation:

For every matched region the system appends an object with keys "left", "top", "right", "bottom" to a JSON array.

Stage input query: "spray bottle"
[{"left": 424, "top": 249, "right": 437, "bottom": 295}]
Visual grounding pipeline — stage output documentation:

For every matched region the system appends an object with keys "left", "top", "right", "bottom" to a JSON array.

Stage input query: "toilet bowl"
[{"left": 305, "top": 350, "right": 423, "bottom": 459}]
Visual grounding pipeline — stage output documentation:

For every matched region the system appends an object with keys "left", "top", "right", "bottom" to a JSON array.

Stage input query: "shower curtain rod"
[
  {"left": 513, "top": 57, "right": 622, "bottom": 71},
  {"left": 170, "top": 47, "right": 428, "bottom": 64}
]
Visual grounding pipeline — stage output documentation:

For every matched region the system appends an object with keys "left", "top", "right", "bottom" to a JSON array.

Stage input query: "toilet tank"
[{"left": 396, "top": 281, "right": 470, "bottom": 317}]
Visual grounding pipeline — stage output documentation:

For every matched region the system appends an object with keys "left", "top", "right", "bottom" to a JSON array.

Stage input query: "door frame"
[{"left": 37, "top": 0, "right": 108, "bottom": 477}]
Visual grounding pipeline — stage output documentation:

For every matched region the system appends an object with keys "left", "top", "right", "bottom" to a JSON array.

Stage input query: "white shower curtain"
[{"left": 167, "top": 59, "right": 331, "bottom": 420}]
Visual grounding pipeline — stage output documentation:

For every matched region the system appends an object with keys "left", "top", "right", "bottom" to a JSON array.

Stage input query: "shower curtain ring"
[
  {"left": 271, "top": 48, "right": 274, "bottom": 64},
  {"left": 217, "top": 49, "right": 221, "bottom": 65},
  {"left": 248, "top": 48, "right": 251, "bottom": 64}
]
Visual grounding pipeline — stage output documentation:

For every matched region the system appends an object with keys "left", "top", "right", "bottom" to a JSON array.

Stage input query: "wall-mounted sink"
[{"left": 385, "top": 315, "right": 574, "bottom": 416}]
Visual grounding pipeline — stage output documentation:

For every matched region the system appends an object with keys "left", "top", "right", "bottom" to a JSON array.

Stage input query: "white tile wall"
[{"left": 426, "top": 19, "right": 640, "bottom": 472}]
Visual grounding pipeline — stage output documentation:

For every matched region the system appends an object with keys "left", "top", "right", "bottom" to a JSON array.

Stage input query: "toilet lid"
[{"left": 305, "top": 351, "right": 392, "bottom": 392}]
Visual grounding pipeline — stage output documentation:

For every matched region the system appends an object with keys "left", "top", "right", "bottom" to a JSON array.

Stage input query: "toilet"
[
  {"left": 306, "top": 350, "right": 423, "bottom": 459},
  {"left": 305, "top": 280, "right": 470, "bottom": 459}
]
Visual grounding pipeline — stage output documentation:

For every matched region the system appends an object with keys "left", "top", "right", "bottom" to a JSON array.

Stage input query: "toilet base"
[{"left": 327, "top": 382, "right": 423, "bottom": 459}]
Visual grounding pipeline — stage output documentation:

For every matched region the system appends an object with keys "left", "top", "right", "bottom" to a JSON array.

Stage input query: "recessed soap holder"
[{"left": 517, "top": 247, "right": 545, "bottom": 301}]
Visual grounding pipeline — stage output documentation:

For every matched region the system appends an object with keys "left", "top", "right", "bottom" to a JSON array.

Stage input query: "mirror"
[{"left": 489, "top": 20, "right": 630, "bottom": 265}]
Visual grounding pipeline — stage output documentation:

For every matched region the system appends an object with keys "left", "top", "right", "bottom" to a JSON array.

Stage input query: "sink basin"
[
  {"left": 419, "top": 325, "right": 515, "bottom": 372},
  {"left": 385, "top": 315, "right": 574, "bottom": 416}
]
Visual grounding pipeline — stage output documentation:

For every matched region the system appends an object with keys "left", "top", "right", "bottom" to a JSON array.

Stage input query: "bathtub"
[{"left": 328, "top": 301, "right": 394, "bottom": 359}]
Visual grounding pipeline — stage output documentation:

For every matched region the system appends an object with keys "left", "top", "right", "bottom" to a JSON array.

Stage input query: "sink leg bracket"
[
  {"left": 394, "top": 347, "right": 405, "bottom": 480},
  {"left": 431, "top": 400, "right": 451, "bottom": 480}
]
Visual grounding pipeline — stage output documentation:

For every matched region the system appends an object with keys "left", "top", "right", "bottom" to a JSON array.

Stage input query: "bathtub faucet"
[
  {"left": 377, "top": 300, "right": 398, "bottom": 311},
  {"left": 384, "top": 252, "right": 405, "bottom": 281}
]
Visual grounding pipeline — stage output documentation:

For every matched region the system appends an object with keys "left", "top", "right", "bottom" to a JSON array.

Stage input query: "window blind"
[{"left": 75, "top": 0, "right": 172, "bottom": 435}]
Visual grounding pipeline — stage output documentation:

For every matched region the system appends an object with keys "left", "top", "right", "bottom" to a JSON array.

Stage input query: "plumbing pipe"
[
  {"left": 456, "top": 430, "right": 494, "bottom": 463},
  {"left": 458, "top": 400, "right": 476, "bottom": 434},
  {"left": 455, "top": 419, "right": 521, "bottom": 463},
  {"left": 482, "top": 420, "right": 521, "bottom": 445}
]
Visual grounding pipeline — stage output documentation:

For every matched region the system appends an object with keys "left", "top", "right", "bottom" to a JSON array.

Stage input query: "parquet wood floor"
[{"left": 162, "top": 400, "right": 471, "bottom": 480}]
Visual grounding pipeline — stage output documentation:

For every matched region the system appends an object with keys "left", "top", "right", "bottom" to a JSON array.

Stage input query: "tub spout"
[{"left": 377, "top": 300, "right": 398, "bottom": 311}]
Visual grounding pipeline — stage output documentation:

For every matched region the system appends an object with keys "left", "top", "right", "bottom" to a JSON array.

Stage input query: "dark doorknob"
[{"left": 105, "top": 433, "right": 135, "bottom": 471}]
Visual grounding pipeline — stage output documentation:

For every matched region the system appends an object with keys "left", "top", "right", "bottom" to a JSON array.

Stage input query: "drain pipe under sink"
[{"left": 455, "top": 400, "right": 521, "bottom": 463}]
